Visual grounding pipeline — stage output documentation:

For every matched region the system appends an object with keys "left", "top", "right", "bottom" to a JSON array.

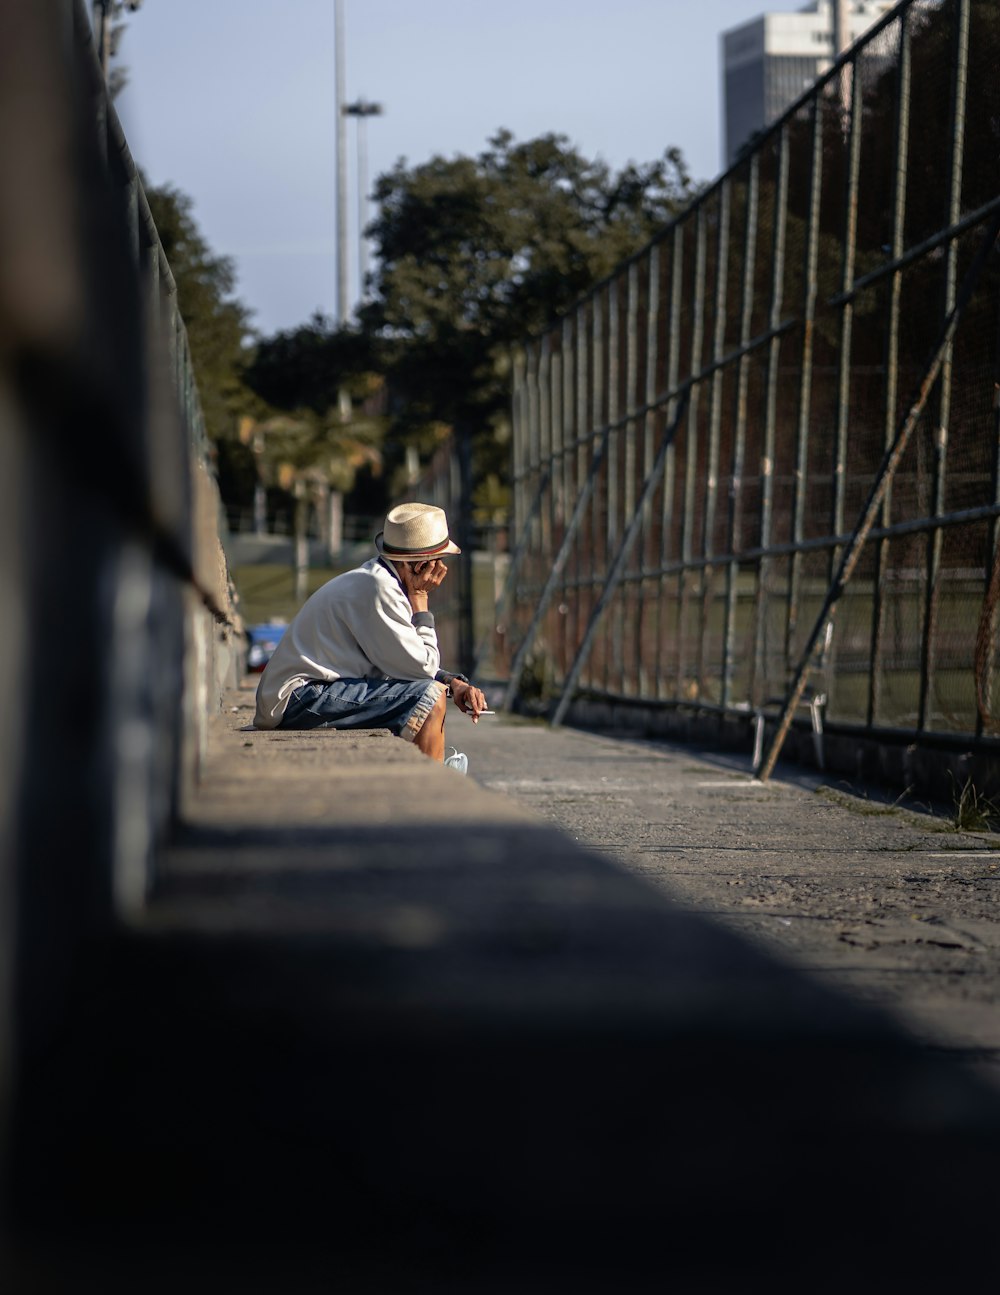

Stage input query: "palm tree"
[{"left": 243, "top": 393, "right": 384, "bottom": 601}]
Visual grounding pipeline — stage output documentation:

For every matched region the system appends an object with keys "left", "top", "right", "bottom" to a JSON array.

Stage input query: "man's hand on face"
[
  {"left": 399, "top": 559, "right": 448, "bottom": 611},
  {"left": 449, "top": 679, "right": 487, "bottom": 722}
]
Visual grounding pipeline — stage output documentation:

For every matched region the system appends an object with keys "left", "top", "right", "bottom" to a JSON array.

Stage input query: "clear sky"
[{"left": 114, "top": 1, "right": 788, "bottom": 336}]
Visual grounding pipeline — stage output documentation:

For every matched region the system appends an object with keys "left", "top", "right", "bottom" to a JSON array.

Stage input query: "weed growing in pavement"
[{"left": 949, "top": 774, "right": 999, "bottom": 833}]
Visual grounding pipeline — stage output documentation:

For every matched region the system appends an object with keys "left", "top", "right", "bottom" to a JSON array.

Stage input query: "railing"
[
  {"left": 1, "top": 0, "right": 250, "bottom": 1205},
  {"left": 500, "top": 0, "right": 1000, "bottom": 782},
  {"left": 0, "top": 0, "right": 242, "bottom": 949}
]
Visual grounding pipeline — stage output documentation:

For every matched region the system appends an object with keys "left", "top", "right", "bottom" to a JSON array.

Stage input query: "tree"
[
  {"left": 243, "top": 316, "right": 388, "bottom": 583},
  {"left": 145, "top": 181, "right": 254, "bottom": 446},
  {"left": 92, "top": 0, "right": 144, "bottom": 99},
  {"left": 244, "top": 313, "right": 378, "bottom": 416},
  {"left": 239, "top": 403, "right": 384, "bottom": 598},
  {"left": 360, "top": 130, "right": 696, "bottom": 480}
]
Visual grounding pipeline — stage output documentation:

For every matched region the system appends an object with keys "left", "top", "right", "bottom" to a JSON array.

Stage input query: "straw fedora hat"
[{"left": 375, "top": 503, "right": 461, "bottom": 562}]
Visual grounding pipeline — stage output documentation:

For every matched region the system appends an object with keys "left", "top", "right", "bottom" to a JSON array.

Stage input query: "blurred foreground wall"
[{"left": 0, "top": 0, "right": 242, "bottom": 1198}]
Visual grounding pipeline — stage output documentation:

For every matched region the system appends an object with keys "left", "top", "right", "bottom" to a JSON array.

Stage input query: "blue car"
[{"left": 246, "top": 621, "right": 287, "bottom": 673}]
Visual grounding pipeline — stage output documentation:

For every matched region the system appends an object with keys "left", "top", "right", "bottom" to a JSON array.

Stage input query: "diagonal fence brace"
[
  {"left": 758, "top": 209, "right": 1000, "bottom": 781},
  {"left": 502, "top": 421, "right": 616, "bottom": 712},
  {"left": 552, "top": 388, "right": 692, "bottom": 727},
  {"left": 472, "top": 467, "right": 550, "bottom": 680}
]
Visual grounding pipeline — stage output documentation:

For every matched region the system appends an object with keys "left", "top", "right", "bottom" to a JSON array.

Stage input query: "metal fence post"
[
  {"left": 831, "top": 54, "right": 864, "bottom": 561},
  {"left": 697, "top": 181, "right": 731, "bottom": 697},
  {"left": 977, "top": 290, "right": 1000, "bottom": 737},
  {"left": 588, "top": 289, "right": 605, "bottom": 692},
  {"left": 869, "top": 7, "right": 912, "bottom": 727},
  {"left": 752, "top": 129, "right": 789, "bottom": 708},
  {"left": 722, "top": 156, "right": 760, "bottom": 708},
  {"left": 549, "top": 335, "right": 563, "bottom": 667},
  {"left": 554, "top": 316, "right": 574, "bottom": 674},
  {"left": 637, "top": 246, "right": 660, "bottom": 696},
  {"left": 606, "top": 279, "right": 621, "bottom": 691},
  {"left": 676, "top": 208, "right": 708, "bottom": 699},
  {"left": 656, "top": 224, "right": 685, "bottom": 697},
  {"left": 572, "top": 302, "right": 589, "bottom": 676},
  {"left": 787, "top": 100, "right": 824, "bottom": 664},
  {"left": 561, "top": 315, "right": 574, "bottom": 537},
  {"left": 511, "top": 346, "right": 527, "bottom": 540},
  {"left": 538, "top": 335, "right": 553, "bottom": 570},
  {"left": 621, "top": 261, "right": 639, "bottom": 693},
  {"left": 919, "top": 0, "right": 970, "bottom": 731}
]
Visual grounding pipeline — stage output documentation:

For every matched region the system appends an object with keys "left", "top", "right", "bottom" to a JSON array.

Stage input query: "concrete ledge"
[
  {"left": 9, "top": 687, "right": 1000, "bottom": 1291},
  {"left": 202, "top": 688, "right": 535, "bottom": 833}
]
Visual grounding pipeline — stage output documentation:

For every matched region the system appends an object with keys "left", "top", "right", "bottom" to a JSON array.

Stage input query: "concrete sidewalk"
[
  {"left": 10, "top": 683, "right": 1000, "bottom": 1291},
  {"left": 458, "top": 713, "right": 1000, "bottom": 1083}
]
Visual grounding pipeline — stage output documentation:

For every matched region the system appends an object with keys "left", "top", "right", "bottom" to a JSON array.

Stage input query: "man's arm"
[{"left": 400, "top": 563, "right": 488, "bottom": 719}]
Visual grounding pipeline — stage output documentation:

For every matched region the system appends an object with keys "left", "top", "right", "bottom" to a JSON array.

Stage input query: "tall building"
[{"left": 722, "top": 1, "right": 896, "bottom": 167}]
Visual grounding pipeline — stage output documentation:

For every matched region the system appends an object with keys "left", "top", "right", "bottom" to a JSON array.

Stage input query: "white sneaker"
[{"left": 444, "top": 747, "right": 468, "bottom": 775}]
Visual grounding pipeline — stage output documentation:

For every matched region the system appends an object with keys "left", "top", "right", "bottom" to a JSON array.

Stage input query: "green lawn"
[
  {"left": 233, "top": 556, "right": 505, "bottom": 646},
  {"left": 232, "top": 565, "right": 346, "bottom": 626}
]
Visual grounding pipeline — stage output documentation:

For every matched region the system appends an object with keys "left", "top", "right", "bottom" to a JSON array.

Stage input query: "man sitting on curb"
[{"left": 253, "top": 502, "right": 487, "bottom": 771}]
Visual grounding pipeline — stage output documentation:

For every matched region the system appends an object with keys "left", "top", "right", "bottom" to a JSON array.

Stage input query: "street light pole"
[
  {"left": 334, "top": 0, "right": 349, "bottom": 324},
  {"left": 342, "top": 99, "right": 383, "bottom": 305}
]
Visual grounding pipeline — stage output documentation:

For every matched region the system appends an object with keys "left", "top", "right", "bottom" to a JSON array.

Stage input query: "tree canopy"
[
  {"left": 243, "top": 313, "right": 378, "bottom": 416},
  {"left": 360, "top": 130, "right": 696, "bottom": 460},
  {"left": 147, "top": 132, "right": 698, "bottom": 522}
]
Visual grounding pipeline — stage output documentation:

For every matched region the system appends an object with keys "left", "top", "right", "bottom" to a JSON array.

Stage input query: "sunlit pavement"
[{"left": 461, "top": 711, "right": 1000, "bottom": 1086}]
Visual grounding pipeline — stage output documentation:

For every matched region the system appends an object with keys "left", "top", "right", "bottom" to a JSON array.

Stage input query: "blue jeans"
[{"left": 279, "top": 677, "right": 445, "bottom": 742}]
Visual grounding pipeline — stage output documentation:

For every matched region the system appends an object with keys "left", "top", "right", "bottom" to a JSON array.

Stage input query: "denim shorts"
[{"left": 279, "top": 677, "right": 445, "bottom": 742}]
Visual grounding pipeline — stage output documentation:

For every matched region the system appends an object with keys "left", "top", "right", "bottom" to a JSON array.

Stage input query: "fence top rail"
[
  {"left": 73, "top": 0, "right": 177, "bottom": 295},
  {"left": 64, "top": 0, "right": 228, "bottom": 623}
]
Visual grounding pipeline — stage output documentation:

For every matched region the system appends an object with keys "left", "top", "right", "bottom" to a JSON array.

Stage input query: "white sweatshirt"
[{"left": 254, "top": 557, "right": 441, "bottom": 728}]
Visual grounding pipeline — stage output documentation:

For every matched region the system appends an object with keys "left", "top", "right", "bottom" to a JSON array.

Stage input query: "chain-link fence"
[{"left": 497, "top": 0, "right": 1000, "bottom": 781}]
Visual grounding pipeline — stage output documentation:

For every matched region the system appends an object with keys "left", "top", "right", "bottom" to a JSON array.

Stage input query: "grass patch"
[
  {"left": 950, "top": 775, "right": 1000, "bottom": 834},
  {"left": 232, "top": 564, "right": 347, "bottom": 624},
  {"left": 234, "top": 556, "right": 507, "bottom": 665}
]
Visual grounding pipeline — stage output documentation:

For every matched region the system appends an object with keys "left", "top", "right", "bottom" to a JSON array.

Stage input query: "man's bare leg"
[{"left": 414, "top": 689, "right": 447, "bottom": 761}]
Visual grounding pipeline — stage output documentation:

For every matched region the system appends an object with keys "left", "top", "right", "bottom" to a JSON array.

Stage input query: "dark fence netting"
[{"left": 497, "top": 0, "right": 1000, "bottom": 787}]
